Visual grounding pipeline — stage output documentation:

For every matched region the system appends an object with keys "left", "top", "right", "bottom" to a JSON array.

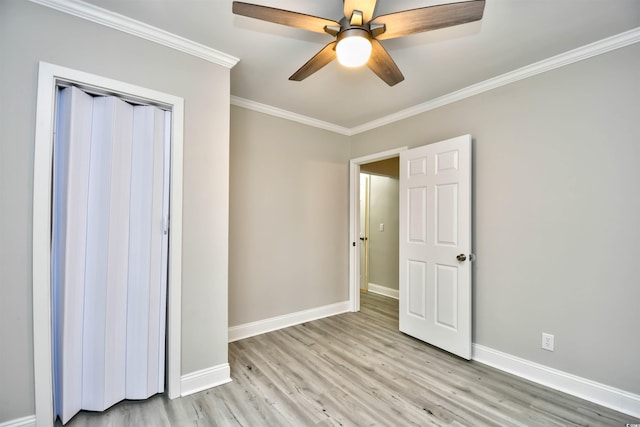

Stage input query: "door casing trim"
[{"left": 32, "top": 61, "right": 184, "bottom": 426}]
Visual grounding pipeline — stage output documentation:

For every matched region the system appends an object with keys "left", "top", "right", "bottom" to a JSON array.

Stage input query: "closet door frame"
[{"left": 33, "top": 61, "right": 184, "bottom": 427}]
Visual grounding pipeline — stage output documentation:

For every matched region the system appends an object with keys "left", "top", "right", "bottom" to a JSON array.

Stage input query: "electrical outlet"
[{"left": 541, "top": 333, "right": 554, "bottom": 351}]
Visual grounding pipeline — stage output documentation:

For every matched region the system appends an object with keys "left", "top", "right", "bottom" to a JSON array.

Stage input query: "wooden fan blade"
[
  {"left": 370, "top": 0, "right": 485, "bottom": 41},
  {"left": 367, "top": 39, "right": 404, "bottom": 86},
  {"left": 233, "top": 2, "right": 340, "bottom": 34},
  {"left": 289, "top": 42, "right": 338, "bottom": 81},
  {"left": 343, "top": 0, "right": 377, "bottom": 24}
]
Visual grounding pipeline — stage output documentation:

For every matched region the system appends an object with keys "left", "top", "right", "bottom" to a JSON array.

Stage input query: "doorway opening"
[
  {"left": 359, "top": 158, "right": 400, "bottom": 299},
  {"left": 349, "top": 147, "right": 407, "bottom": 312}
]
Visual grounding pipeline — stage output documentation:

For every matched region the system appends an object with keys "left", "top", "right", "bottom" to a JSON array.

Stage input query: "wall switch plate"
[
  {"left": 542, "top": 333, "right": 554, "bottom": 351},
  {"left": 379, "top": 223, "right": 384, "bottom": 231}
]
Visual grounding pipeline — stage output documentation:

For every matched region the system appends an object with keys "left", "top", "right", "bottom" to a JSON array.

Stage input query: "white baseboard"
[
  {"left": 0, "top": 415, "right": 36, "bottom": 427},
  {"left": 228, "top": 300, "right": 351, "bottom": 342},
  {"left": 472, "top": 344, "right": 640, "bottom": 418},
  {"left": 367, "top": 283, "right": 399, "bottom": 300},
  {"left": 180, "top": 363, "right": 232, "bottom": 397},
  {"left": 3, "top": 367, "right": 232, "bottom": 425}
]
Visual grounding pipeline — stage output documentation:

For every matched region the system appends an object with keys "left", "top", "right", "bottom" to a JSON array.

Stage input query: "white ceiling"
[{"left": 81, "top": 0, "right": 639, "bottom": 129}]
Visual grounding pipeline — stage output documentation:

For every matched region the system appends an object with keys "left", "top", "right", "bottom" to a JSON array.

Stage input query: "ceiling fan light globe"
[{"left": 336, "top": 35, "right": 372, "bottom": 67}]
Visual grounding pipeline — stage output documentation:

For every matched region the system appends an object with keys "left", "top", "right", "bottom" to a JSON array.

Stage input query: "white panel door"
[
  {"left": 359, "top": 174, "right": 369, "bottom": 290},
  {"left": 399, "top": 135, "right": 472, "bottom": 359}
]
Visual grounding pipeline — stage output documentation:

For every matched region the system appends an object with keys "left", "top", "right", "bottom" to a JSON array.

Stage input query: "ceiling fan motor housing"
[{"left": 336, "top": 27, "right": 372, "bottom": 44}]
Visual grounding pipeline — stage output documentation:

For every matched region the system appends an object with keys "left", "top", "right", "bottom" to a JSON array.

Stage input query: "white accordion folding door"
[{"left": 52, "top": 86, "right": 170, "bottom": 424}]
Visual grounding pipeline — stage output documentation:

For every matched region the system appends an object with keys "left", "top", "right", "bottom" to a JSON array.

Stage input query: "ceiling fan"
[{"left": 232, "top": 0, "right": 485, "bottom": 86}]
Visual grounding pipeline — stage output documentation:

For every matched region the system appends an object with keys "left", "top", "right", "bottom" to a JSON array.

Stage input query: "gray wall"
[
  {"left": 351, "top": 44, "right": 640, "bottom": 394},
  {"left": 2, "top": 1, "right": 638, "bottom": 422},
  {"left": 368, "top": 175, "right": 399, "bottom": 291},
  {"left": 0, "top": 1, "right": 231, "bottom": 422},
  {"left": 228, "top": 106, "right": 350, "bottom": 326}
]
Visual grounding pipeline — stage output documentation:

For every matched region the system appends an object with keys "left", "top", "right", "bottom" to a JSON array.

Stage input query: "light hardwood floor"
[{"left": 62, "top": 292, "right": 638, "bottom": 426}]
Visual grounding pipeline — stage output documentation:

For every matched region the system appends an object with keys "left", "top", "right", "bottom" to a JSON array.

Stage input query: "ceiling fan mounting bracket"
[
  {"left": 324, "top": 25, "right": 341, "bottom": 36},
  {"left": 370, "top": 23, "right": 386, "bottom": 38},
  {"left": 349, "top": 10, "right": 364, "bottom": 26}
]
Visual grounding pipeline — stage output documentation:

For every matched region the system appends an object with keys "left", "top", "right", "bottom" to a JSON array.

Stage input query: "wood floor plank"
[{"left": 61, "top": 292, "right": 639, "bottom": 426}]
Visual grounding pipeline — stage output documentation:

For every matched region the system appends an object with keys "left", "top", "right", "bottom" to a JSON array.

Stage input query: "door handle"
[
  {"left": 456, "top": 253, "right": 477, "bottom": 262},
  {"left": 359, "top": 237, "right": 368, "bottom": 241}
]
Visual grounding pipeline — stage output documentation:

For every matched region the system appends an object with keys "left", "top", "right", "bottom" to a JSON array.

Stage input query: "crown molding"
[
  {"left": 349, "top": 26, "right": 640, "bottom": 135},
  {"left": 234, "top": 27, "right": 639, "bottom": 136},
  {"left": 231, "top": 96, "right": 352, "bottom": 136},
  {"left": 28, "top": 0, "right": 239, "bottom": 69},
  {"left": 29, "top": 0, "right": 638, "bottom": 134}
]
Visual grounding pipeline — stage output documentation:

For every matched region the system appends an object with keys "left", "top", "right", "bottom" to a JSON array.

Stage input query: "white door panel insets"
[
  {"left": 399, "top": 135, "right": 472, "bottom": 360},
  {"left": 435, "top": 150, "right": 459, "bottom": 173},
  {"left": 409, "top": 157, "right": 427, "bottom": 177},
  {"left": 408, "top": 187, "right": 427, "bottom": 243},
  {"left": 435, "top": 183, "right": 458, "bottom": 246},
  {"left": 407, "top": 260, "right": 426, "bottom": 319},
  {"left": 435, "top": 264, "right": 458, "bottom": 330}
]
